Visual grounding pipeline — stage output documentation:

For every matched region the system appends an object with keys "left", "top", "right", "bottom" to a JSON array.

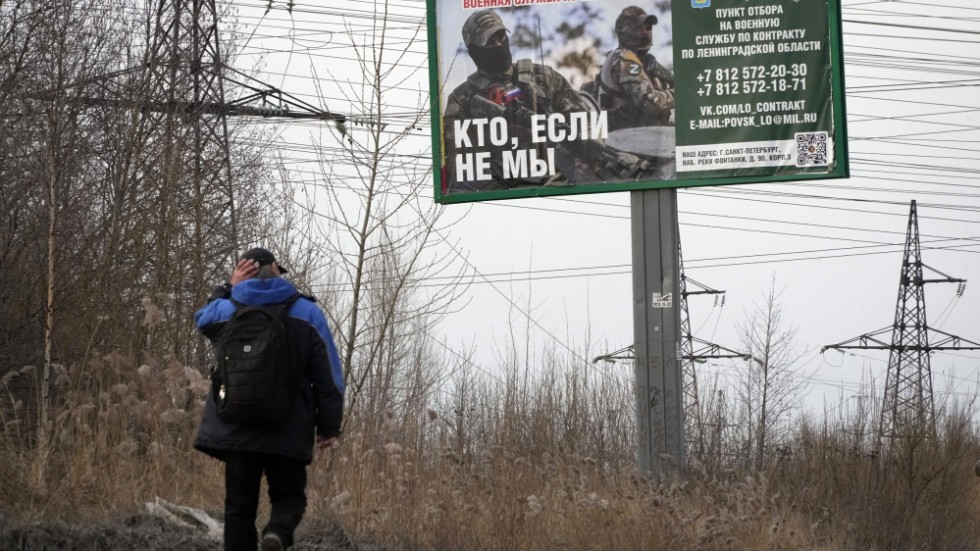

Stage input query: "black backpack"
[{"left": 213, "top": 294, "right": 301, "bottom": 426}]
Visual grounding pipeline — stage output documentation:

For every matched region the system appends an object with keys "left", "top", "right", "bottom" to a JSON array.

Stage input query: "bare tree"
[
  {"left": 0, "top": 0, "right": 277, "bottom": 433},
  {"left": 291, "top": 5, "right": 470, "bottom": 437},
  {"left": 735, "top": 278, "right": 810, "bottom": 469},
  {"left": 0, "top": 0, "right": 135, "bottom": 478}
]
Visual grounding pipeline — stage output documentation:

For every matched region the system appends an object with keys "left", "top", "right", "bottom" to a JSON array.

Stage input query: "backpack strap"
[
  {"left": 283, "top": 293, "right": 302, "bottom": 309},
  {"left": 275, "top": 293, "right": 303, "bottom": 322}
]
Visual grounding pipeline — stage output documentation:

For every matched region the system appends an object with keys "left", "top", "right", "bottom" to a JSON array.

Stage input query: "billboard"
[{"left": 427, "top": 0, "right": 848, "bottom": 204}]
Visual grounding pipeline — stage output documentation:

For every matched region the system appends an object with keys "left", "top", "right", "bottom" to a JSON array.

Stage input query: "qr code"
[{"left": 796, "top": 131, "right": 829, "bottom": 167}]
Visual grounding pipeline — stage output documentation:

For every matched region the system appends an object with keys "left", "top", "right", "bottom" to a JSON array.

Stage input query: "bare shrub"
[
  {"left": 770, "top": 397, "right": 980, "bottom": 550},
  {"left": 0, "top": 352, "right": 218, "bottom": 519}
]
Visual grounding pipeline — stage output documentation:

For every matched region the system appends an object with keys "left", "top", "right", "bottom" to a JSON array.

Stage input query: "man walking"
[{"left": 194, "top": 247, "right": 345, "bottom": 551}]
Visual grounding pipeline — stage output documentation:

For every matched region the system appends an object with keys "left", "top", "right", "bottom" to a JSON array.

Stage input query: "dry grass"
[
  {"left": 2, "top": 351, "right": 979, "bottom": 550},
  {"left": 0, "top": 354, "right": 220, "bottom": 520}
]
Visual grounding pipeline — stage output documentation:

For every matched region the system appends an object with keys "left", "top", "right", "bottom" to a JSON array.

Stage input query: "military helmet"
[
  {"left": 615, "top": 6, "right": 658, "bottom": 50},
  {"left": 462, "top": 10, "right": 507, "bottom": 48}
]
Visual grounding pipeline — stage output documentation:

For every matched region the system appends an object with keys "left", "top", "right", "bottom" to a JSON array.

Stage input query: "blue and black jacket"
[{"left": 193, "top": 276, "right": 344, "bottom": 464}]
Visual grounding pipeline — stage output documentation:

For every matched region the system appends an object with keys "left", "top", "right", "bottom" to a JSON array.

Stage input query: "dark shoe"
[{"left": 261, "top": 532, "right": 284, "bottom": 551}]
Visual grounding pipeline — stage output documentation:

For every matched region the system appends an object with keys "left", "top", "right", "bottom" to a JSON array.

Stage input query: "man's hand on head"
[{"left": 230, "top": 258, "right": 259, "bottom": 285}]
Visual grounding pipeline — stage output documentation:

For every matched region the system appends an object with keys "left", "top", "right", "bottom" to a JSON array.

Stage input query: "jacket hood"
[{"left": 231, "top": 277, "right": 298, "bottom": 305}]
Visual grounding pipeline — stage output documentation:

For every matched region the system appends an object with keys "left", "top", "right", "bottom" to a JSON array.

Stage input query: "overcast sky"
[{"left": 223, "top": 0, "right": 980, "bottom": 418}]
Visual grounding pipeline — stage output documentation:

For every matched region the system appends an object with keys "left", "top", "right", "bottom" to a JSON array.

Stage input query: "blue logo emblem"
[{"left": 692, "top": 0, "right": 710, "bottom": 8}]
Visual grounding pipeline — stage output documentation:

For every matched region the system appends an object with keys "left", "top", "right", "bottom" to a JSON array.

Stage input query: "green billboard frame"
[{"left": 427, "top": 0, "right": 849, "bottom": 205}]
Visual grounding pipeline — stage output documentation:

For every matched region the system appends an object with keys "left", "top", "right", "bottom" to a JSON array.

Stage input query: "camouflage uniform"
[
  {"left": 597, "top": 6, "right": 675, "bottom": 129},
  {"left": 442, "top": 10, "right": 594, "bottom": 192}
]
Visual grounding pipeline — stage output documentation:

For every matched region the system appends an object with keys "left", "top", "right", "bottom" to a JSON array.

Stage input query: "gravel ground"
[{"left": 0, "top": 513, "right": 382, "bottom": 551}]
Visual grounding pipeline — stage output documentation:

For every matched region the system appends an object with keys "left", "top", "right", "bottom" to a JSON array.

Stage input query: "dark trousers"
[{"left": 224, "top": 451, "right": 308, "bottom": 551}]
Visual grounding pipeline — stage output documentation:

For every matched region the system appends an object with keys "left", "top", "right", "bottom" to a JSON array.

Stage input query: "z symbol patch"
[{"left": 626, "top": 63, "right": 641, "bottom": 76}]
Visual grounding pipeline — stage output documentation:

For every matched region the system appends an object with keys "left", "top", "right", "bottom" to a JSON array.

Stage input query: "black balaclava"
[{"left": 467, "top": 36, "right": 512, "bottom": 74}]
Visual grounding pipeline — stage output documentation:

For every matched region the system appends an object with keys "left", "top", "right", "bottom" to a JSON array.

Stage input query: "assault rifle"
[{"left": 469, "top": 94, "right": 655, "bottom": 182}]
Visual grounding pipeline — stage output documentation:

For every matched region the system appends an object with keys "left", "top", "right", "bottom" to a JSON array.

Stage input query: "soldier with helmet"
[
  {"left": 596, "top": 6, "right": 675, "bottom": 130},
  {"left": 443, "top": 9, "right": 595, "bottom": 192}
]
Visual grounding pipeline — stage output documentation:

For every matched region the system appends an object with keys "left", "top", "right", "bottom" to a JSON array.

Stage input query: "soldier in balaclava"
[
  {"left": 442, "top": 10, "right": 595, "bottom": 192},
  {"left": 596, "top": 6, "right": 675, "bottom": 129}
]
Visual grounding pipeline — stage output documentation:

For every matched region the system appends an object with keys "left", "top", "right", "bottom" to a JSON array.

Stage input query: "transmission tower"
[
  {"left": 593, "top": 236, "right": 748, "bottom": 460},
  {"left": 823, "top": 200, "right": 980, "bottom": 442},
  {"left": 86, "top": 0, "right": 345, "bottom": 279},
  {"left": 678, "top": 239, "right": 748, "bottom": 460},
  {"left": 143, "top": 0, "right": 239, "bottom": 277}
]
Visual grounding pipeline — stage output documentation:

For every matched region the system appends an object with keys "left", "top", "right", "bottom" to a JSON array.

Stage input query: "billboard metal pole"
[{"left": 631, "top": 188, "right": 685, "bottom": 474}]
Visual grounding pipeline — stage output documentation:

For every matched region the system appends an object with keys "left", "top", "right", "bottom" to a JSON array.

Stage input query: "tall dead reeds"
[{"left": 2, "top": 345, "right": 978, "bottom": 549}]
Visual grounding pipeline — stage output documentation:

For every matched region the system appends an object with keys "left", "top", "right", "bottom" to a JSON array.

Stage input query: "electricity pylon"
[
  {"left": 138, "top": 0, "right": 345, "bottom": 264},
  {"left": 143, "top": 0, "right": 238, "bottom": 284},
  {"left": 593, "top": 237, "right": 748, "bottom": 461},
  {"left": 823, "top": 200, "right": 980, "bottom": 444},
  {"left": 62, "top": 0, "right": 349, "bottom": 366},
  {"left": 77, "top": 0, "right": 346, "bottom": 280},
  {"left": 678, "top": 239, "right": 749, "bottom": 460}
]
